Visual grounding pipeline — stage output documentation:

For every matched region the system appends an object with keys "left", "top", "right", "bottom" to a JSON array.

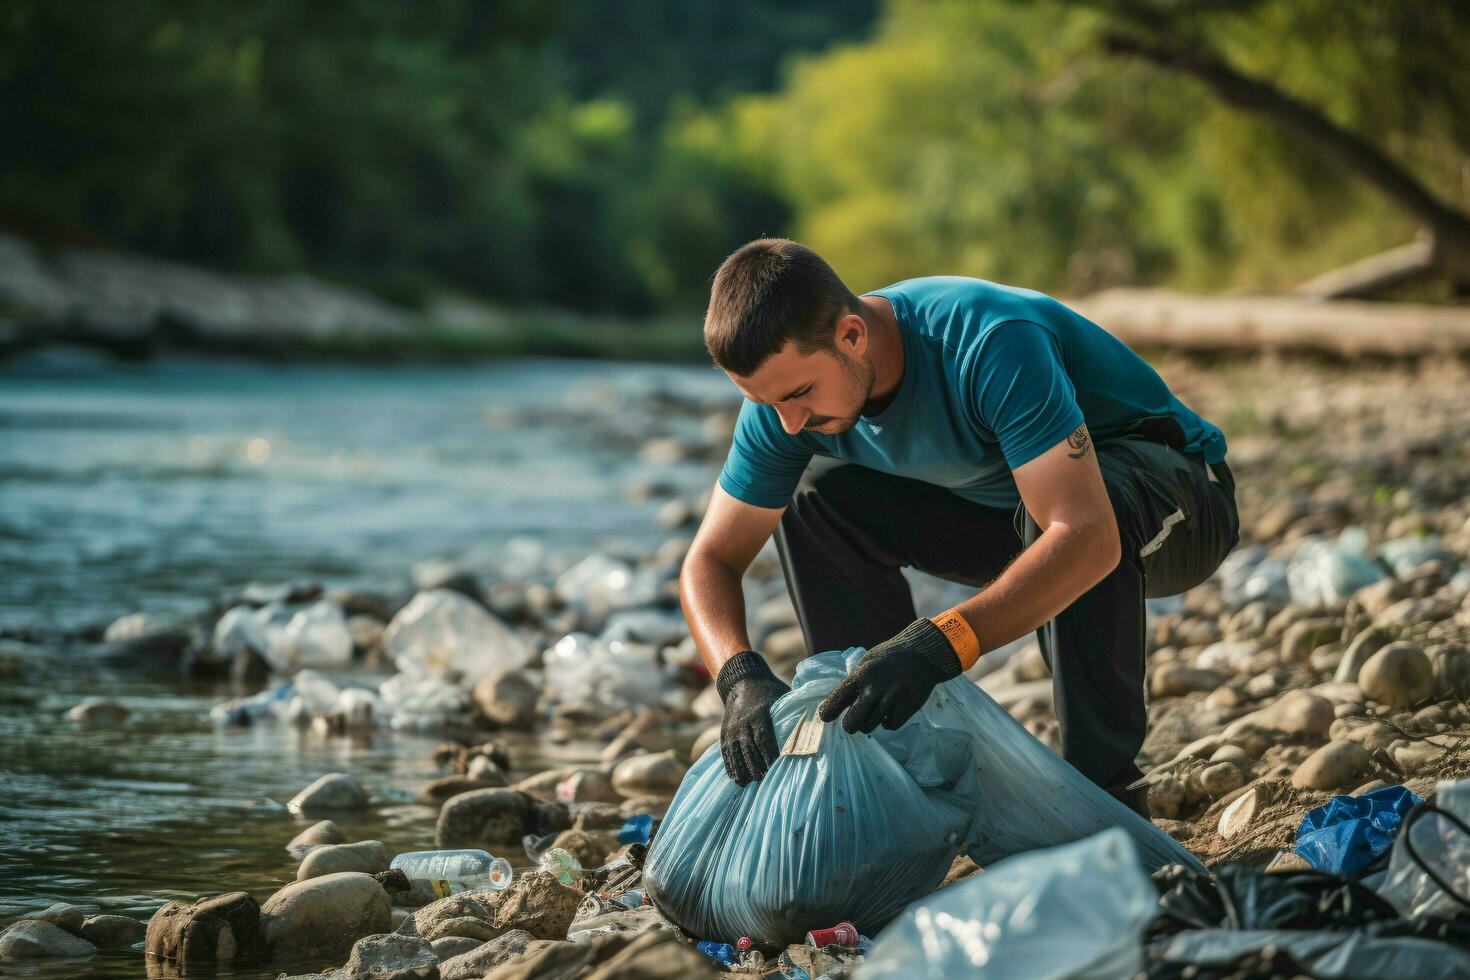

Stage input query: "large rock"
[
  {"left": 436, "top": 789, "right": 569, "bottom": 849},
  {"left": 430, "top": 936, "right": 483, "bottom": 960},
  {"left": 260, "top": 872, "right": 391, "bottom": 957},
  {"left": 1334, "top": 627, "right": 1395, "bottom": 684},
  {"left": 1328, "top": 716, "right": 1398, "bottom": 752},
  {"left": 1196, "top": 762, "right": 1245, "bottom": 798},
  {"left": 492, "top": 871, "right": 581, "bottom": 941},
  {"left": 1358, "top": 642, "right": 1434, "bottom": 708},
  {"left": 438, "top": 930, "right": 535, "bottom": 980},
  {"left": 398, "top": 892, "right": 501, "bottom": 943},
  {"left": 1225, "top": 691, "right": 1333, "bottom": 739},
  {"left": 145, "top": 892, "right": 262, "bottom": 967},
  {"left": 0, "top": 920, "right": 96, "bottom": 959},
  {"left": 467, "top": 756, "right": 509, "bottom": 783},
  {"left": 583, "top": 930, "right": 717, "bottom": 980},
  {"left": 1430, "top": 644, "right": 1470, "bottom": 700},
  {"left": 80, "top": 914, "right": 145, "bottom": 949},
  {"left": 65, "top": 698, "right": 131, "bottom": 728},
  {"left": 548, "top": 829, "right": 608, "bottom": 870},
  {"left": 288, "top": 772, "right": 369, "bottom": 814},
  {"left": 288, "top": 819, "right": 346, "bottom": 857},
  {"left": 573, "top": 803, "right": 625, "bottom": 832},
  {"left": 1292, "top": 741, "right": 1373, "bottom": 791},
  {"left": 473, "top": 670, "right": 538, "bottom": 730},
  {"left": 475, "top": 931, "right": 712, "bottom": 980},
  {"left": 1149, "top": 664, "right": 1226, "bottom": 698},
  {"left": 1280, "top": 618, "right": 1341, "bottom": 663},
  {"left": 298, "top": 840, "right": 390, "bottom": 881},
  {"left": 512, "top": 768, "right": 579, "bottom": 802},
  {"left": 610, "top": 752, "right": 686, "bottom": 799},
  {"left": 555, "top": 770, "right": 621, "bottom": 804},
  {"left": 1392, "top": 740, "right": 1449, "bottom": 775},
  {"left": 340, "top": 933, "right": 438, "bottom": 980},
  {"left": 415, "top": 775, "right": 505, "bottom": 806},
  {"left": 24, "top": 902, "right": 86, "bottom": 935}
]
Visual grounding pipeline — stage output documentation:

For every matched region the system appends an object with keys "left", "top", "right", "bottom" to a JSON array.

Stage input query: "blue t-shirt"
[{"left": 718, "top": 276, "right": 1226, "bottom": 510}]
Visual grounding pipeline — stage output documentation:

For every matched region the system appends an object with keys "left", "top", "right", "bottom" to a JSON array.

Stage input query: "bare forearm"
[
  {"left": 955, "top": 523, "right": 1120, "bottom": 656},
  {"left": 679, "top": 552, "right": 754, "bottom": 677}
]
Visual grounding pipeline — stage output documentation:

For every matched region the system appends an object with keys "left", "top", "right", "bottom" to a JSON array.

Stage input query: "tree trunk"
[
  {"left": 1101, "top": 32, "right": 1470, "bottom": 258},
  {"left": 1294, "top": 236, "right": 1439, "bottom": 300}
]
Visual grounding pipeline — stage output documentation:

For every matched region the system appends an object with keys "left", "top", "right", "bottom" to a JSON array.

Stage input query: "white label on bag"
[{"left": 781, "top": 710, "right": 825, "bottom": 756}]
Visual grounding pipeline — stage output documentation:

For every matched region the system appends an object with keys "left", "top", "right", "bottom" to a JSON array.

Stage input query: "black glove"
[
  {"left": 716, "top": 650, "right": 790, "bottom": 785},
  {"left": 817, "top": 619, "right": 963, "bottom": 734}
]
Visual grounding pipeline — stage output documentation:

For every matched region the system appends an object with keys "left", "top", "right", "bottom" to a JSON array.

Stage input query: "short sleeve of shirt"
[
  {"left": 972, "top": 319, "right": 1085, "bottom": 469},
  {"left": 717, "top": 400, "right": 813, "bottom": 509}
]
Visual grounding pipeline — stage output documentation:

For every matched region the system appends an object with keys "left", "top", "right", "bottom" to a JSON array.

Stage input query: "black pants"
[{"left": 773, "top": 432, "right": 1241, "bottom": 793}]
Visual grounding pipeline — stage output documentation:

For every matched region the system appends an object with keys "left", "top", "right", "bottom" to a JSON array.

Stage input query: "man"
[{"left": 679, "top": 238, "right": 1240, "bottom": 816}]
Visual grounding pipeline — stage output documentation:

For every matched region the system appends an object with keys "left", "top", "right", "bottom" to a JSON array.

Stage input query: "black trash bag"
[
  {"left": 1364, "top": 912, "right": 1470, "bottom": 950},
  {"left": 1145, "top": 943, "right": 1313, "bottom": 980},
  {"left": 1149, "top": 863, "right": 1400, "bottom": 936}
]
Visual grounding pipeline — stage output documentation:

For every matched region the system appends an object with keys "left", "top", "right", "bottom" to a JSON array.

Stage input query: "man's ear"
[{"left": 834, "top": 312, "right": 867, "bottom": 356}]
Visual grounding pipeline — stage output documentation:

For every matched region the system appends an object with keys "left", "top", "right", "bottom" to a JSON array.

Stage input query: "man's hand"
[
  {"left": 817, "top": 619, "right": 962, "bottom": 734},
  {"left": 716, "top": 650, "right": 791, "bottom": 785}
]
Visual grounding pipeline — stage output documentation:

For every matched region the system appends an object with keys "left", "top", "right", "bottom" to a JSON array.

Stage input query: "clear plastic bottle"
[
  {"left": 537, "top": 846, "right": 584, "bottom": 885},
  {"left": 390, "top": 848, "right": 513, "bottom": 901}
]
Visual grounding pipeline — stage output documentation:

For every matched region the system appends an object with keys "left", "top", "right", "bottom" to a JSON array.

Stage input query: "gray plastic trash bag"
[
  {"left": 644, "top": 649, "right": 1202, "bottom": 947},
  {"left": 862, "top": 828, "right": 1155, "bottom": 980},
  {"left": 1377, "top": 777, "right": 1470, "bottom": 920}
]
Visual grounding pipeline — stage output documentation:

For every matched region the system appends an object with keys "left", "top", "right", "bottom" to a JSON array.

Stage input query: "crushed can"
[{"left": 805, "top": 921, "right": 859, "bottom": 948}]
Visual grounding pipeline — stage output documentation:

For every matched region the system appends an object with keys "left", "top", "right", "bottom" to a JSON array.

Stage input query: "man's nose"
[{"left": 774, "top": 403, "right": 808, "bottom": 435}]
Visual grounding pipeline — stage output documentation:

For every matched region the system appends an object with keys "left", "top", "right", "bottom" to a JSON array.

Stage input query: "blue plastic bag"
[
  {"left": 644, "top": 649, "right": 1203, "bottom": 947},
  {"left": 1296, "top": 785, "right": 1423, "bottom": 876}
]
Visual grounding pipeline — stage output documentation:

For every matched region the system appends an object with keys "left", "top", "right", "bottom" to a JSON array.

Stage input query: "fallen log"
[{"left": 1071, "top": 289, "right": 1470, "bottom": 358}]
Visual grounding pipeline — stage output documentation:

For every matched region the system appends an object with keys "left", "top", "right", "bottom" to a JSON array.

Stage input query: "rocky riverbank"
[
  {"left": 0, "top": 232, "right": 701, "bottom": 362},
  {"left": 3, "top": 351, "right": 1470, "bottom": 977}
]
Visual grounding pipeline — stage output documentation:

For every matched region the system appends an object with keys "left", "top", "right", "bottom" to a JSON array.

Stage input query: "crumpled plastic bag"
[
  {"left": 1296, "top": 786, "right": 1423, "bottom": 877},
  {"left": 213, "top": 599, "right": 354, "bottom": 674},
  {"left": 1217, "top": 546, "right": 1291, "bottom": 607},
  {"left": 1150, "top": 864, "right": 1398, "bottom": 935},
  {"left": 384, "top": 588, "right": 529, "bottom": 684},
  {"left": 863, "top": 828, "right": 1156, "bottom": 980},
  {"left": 542, "top": 632, "right": 679, "bottom": 712},
  {"left": 1286, "top": 529, "right": 1384, "bottom": 607},
  {"left": 1377, "top": 777, "right": 1470, "bottom": 921},
  {"left": 644, "top": 649, "right": 1202, "bottom": 947}
]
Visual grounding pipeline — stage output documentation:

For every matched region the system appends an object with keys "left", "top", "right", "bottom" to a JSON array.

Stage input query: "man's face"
[{"left": 729, "top": 327, "right": 875, "bottom": 436}]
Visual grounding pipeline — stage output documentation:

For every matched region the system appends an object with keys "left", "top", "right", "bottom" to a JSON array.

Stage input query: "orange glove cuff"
[{"left": 929, "top": 607, "right": 982, "bottom": 670}]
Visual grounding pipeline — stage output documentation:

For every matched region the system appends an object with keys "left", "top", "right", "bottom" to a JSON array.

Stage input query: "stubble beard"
[{"left": 803, "top": 350, "right": 875, "bottom": 434}]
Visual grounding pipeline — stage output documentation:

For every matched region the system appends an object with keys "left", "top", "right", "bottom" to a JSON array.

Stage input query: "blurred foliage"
[
  {"left": 1, "top": 0, "right": 1466, "bottom": 313},
  {"left": 0, "top": 0, "right": 871, "bottom": 312},
  {"left": 706, "top": 0, "right": 1469, "bottom": 294}
]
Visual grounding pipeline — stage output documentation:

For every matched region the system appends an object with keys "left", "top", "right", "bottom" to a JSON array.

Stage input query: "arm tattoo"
[{"left": 1066, "top": 423, "right": 1092, "bottom": 459}]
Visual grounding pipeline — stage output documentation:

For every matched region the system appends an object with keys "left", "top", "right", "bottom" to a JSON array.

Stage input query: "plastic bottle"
[
  {"left": 738, "top": 949, "right": 766, "bottom": 972},
  {"left": 389, "top": 848, "right": 513, "bottom": 901},
  {"left": 538, "top": 846, "right": 584, "bottom": 885}
]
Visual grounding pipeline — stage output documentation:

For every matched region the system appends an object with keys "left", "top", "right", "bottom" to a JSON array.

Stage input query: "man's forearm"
[
  {"left": 953, "top": 521, "right": 1120, "bottom": 658},
  {"left": 679, "top": 552, "right": 754, "bottom": 677}
]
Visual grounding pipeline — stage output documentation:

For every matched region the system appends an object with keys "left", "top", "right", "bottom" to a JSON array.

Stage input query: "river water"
[{"left": 0, "top": 351, "right": 735, "bottom": 977}]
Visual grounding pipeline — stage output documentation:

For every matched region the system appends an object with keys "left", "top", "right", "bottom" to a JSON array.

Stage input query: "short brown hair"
[{"left": 703, "top": 238, "right": 860, "bottom": 376}]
